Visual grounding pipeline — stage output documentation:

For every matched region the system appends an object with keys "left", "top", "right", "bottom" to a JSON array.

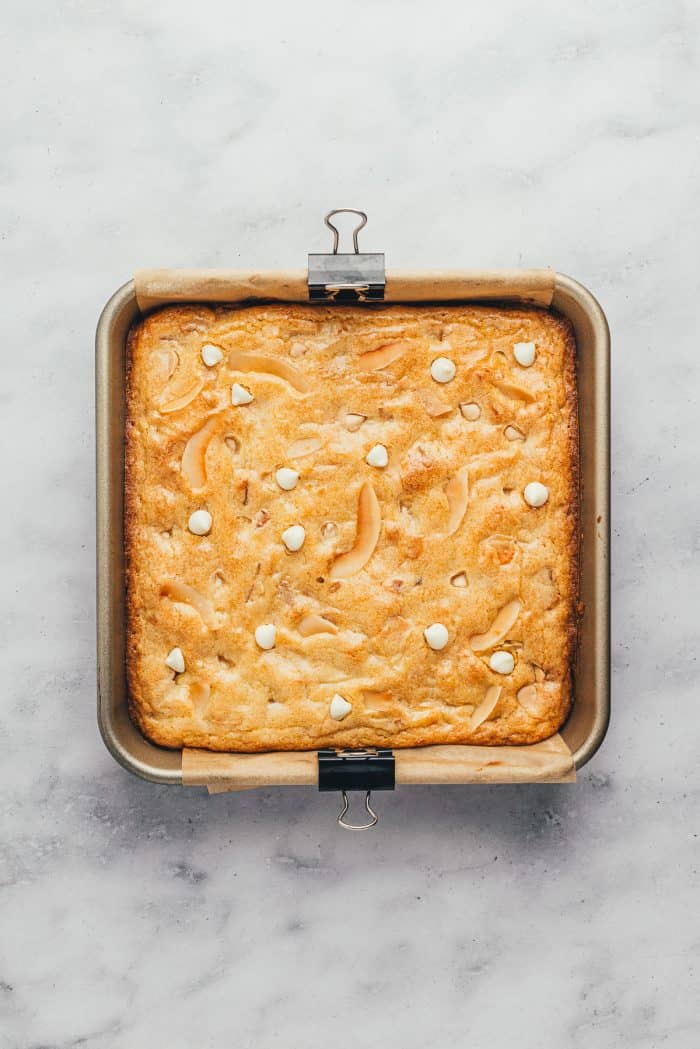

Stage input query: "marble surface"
[{"left": 2, "top": 1, "right": 699, "bottom": 1046}]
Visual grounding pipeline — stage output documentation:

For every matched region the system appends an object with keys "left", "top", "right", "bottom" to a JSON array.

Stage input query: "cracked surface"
[{"left": 126, "top": 303, "right": 579, "bottom": 751}]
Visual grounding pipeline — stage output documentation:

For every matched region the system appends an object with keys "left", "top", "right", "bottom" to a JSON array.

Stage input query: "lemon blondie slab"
[{"left": 126, "top": 303, "right": 579, "bottom": 751}]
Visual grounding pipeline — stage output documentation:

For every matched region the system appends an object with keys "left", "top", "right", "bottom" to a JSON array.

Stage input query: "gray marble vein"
[{"left": 1, "top": 0, "right": 699, "bottom": 1046}]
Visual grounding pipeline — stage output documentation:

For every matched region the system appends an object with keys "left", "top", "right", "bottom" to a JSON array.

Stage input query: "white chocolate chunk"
[
  {"left": 419, "top": 389, "right": 452, "bottom": 417},
  {"left": 523, "top": 481, "right": 549, "bottom": 508},
  {"left": 281, "top": 524, "right": 305, "bottom": 552},
  {"left": 286, "top": 436, "right": 322, "bottom": 458},
  {"left": 231, "top": 382, "right": 253, "bottom": 406},
  {"left": 424, "top": 623, "right": 449, "bottom": 651},
  {"left": 366, "top": 443, "right": 389, "bottom": 468},
  {"left": 470, "top": 599, "right": 522, "bottom": 652},
  {"left": 161, "top": 581, "right": 216, "bottom": 627},
  {"left": 159, "top": 378, "right": 204, "bottom": 414},
  {"left": 201, "top": 343, "right": 224, "bottom": 367},
  {"left": 298, "top": 614, "right": 337, "bottom": 637},
  {"left": 490, "top": 650, "right": 515, "bottom": 674},
  {"left": 150, "top": 346, "right": 179, "bottom": 385},
  {"left": 181, "top": 417, "right": 217, "bottom": 489},
  {"left": 494, "top": 379, "right": 535, "bottom": 402},
  {"left": 329, "top": 481, "right": 381, "bottom": 579},
  {"left": 275, "top": 467, "right": 299, "bottom": 491},
  {"left": 188, "top": 509, "right": 212, "bottom": 535},
  {"left": 254, "top": 623, "right": 276, "bottom": 650},
  {"left": 504, "top": 425, "right": 526, "bottom": 441},
  {"left": 514, "top": 341, "right": 536, "bottom": 367},
  {"left": 469, "top": 685, "right": 502, "bottom": 729},
  {"left": 445, "top": 467, "right": 469, "bottom": 535},
  {"left": 517, "top": 684, "right": 544, "bottom": 717},
  {"left": 228, "top": 346, "right": 309, "bottom": 393},
  {"left": 430, "top": 357, "right": 456, "bottom": 384},
  {"left": 344, "top": 413, "right": 367, "bottom": 431},
  {"left": 359, "top": 341, "right": 409, "bottom": 370},
  {"left": 165, "top": 647, "right": 185, "bottom": 674},
  {"left": 329, "top": 693, "right": 352, "bottom": 720},
  {"left": 460, "top": 402, "right": 481, "bottom": 420}
]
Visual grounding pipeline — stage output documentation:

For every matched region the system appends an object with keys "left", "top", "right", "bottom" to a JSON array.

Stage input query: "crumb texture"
[{"left": 126, "top": 303, "right": 579, "bottom": 751}]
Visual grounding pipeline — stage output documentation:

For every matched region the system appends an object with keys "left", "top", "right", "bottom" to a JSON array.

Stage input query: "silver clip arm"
[
  {"left": 324, "top": 209, "right": 368, "bottom": 254},
  {"left": 336, "top": 790, "right": 379, "bottom": 831}
]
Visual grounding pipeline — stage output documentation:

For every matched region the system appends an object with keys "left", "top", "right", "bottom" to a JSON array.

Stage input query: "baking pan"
[{"left": 96, "top": 266, "right": 609, "bottom": 787}]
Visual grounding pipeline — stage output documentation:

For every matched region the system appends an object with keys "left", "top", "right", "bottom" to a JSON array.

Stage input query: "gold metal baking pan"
[{"left": 96, "top": 270, "right": 609, "bottom": 786}]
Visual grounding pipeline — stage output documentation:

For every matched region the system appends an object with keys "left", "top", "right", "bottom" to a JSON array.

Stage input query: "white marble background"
[{"left": 1, "top": 1, "right": 699, "bottom": 1046}]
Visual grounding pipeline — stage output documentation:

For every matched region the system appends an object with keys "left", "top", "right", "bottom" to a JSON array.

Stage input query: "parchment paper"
[
  {"left": 134, "top": 268, "right": 555, "bottom": 312},
  {"left": 183, "top": 736, "right": 575, "bottom": 793}
]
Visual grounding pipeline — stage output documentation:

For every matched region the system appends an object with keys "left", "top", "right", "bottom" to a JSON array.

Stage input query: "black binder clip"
[
  {"left": 308, "top": 209, "right": 385, "bottom": 303},
  {"left": 318, "top": 748, "right": 395, "bottom": 830}
]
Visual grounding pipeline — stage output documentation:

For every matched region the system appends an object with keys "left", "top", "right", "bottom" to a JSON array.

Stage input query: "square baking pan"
[{"left": 96, "top": 269, "right": 609, "bottom": 787}]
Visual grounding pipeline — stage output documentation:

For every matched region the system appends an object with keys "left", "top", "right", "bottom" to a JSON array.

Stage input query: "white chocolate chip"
[
  {"left": 523, "top": 481, "right": 549, "bottom": 508},
  {"left": 275, "top": 467, "right": 299, "bottom": 491},
  {"left": 504, "top": 425, "right": 526, "bottom": 441},
  {"left": 165, "top": 647, "right": 185, "bottom": 674},
  {"left": 231, "top": 382, "right": 253, "bottom": 406},
  {"left": 514, "top": 341, "right": 536, "bottom": 367},
  {"left": 254, "top": 623, "right": 276, "bottom": 650},
  {"left": 366, "top": 443, "right": 388, "bottom": 468},
  {"left": 201, "top": 343, "right": 223, "bottom": 367},
  {"left": 188, "top": 509, "right": 212, "bottom": 535},
  {"left": 281, "top": 524, "right": 305, "bottom": 552},
  {"left": 490, "top": 650, "right": 515, "bottom": 674},
  {"left": 329, "top": 693, "right": 352, "bottom": 721},
  {"left": 460, "top": 402, "right": 481, "bottom": 420},
  {"left": 430, "top": 357, "right": 456, "bottom": 384},
  {"left": 450, "top": 571, "right": 468, "bottom": 588},
  {"left": 424, "top": 623, "right": 449, "bottom": 651}
]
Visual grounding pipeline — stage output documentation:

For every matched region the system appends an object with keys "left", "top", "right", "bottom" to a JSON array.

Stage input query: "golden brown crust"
[{"left": 126, "top": 303, "right": 579, "bottom": 751}]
